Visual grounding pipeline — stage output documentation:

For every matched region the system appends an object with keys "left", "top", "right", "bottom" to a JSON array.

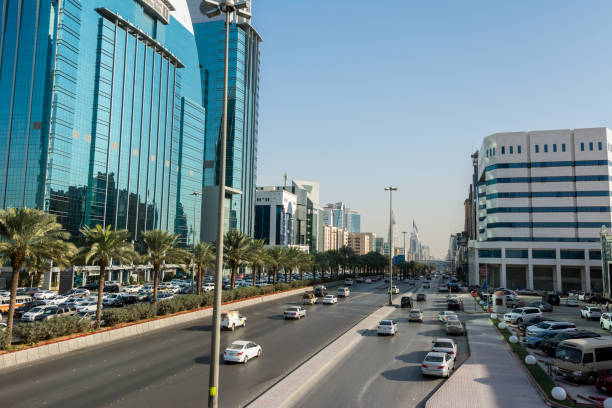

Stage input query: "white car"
[
  {"left": 438, "top": 311, "right": 458, "bottom": 323},
  {"left": 365, "top": 279, "right": 372, "bottom": 284},
  {"left": 601, "top": 313, "right": 612, "bottom": 331},
  {"left": 421, "top": 351, "right": 455, "bottom": 378},
  {"left": 581, "top": 306, "right": 602, "bottom": 320},
  {"left": 67, "top": 288, "right": 91, "bottom": 297},
  {"left": 503, "top": 307, "right": 542, "bottom": 324},
  {"left": 337, "top": 287, "right": 350, "bottom": 297},
  {"left": 33, "top": 290, "right": 56, "bottom": 300},
  {"left": 44, "top": 295, "right": 69, "bottom": 305},
  {"left": 121, "top": 285, "right": 142, "bottom": 294},
  {"left": 391, "top": 286, "right": 399, "bottom": 295},
  {"left": 284, "top": 306, "right": 307, "bottom": 319},
  {"left": 223, "top": 340, "right": 262, "bottom": 364},
  {"left": 21, "top": 305, "right": 55, "bottom": 322},
  {"left": 322, "top": 295, "right": 338, "bottom": 304},
  {"left": 525, "top": 321, "right": 576, "bottom": 337},
  {"left": 566, "top": 297, "right": 579, "bottom": 307},
  {"left": 432, "top": 338, "right": 458, "bottom": 359},
  {"left": 76, "top": 301, "right": 98, "bottom": 312},
  {"left": 202, "top": 283, "right": 215, "bottom": 292},
  {"left": 220, "top": 311, "right": 247, "bottom": 330},
  {"left": 344, "top": 278, "right": 354, "bottom": 286},
  {"left": 377, "top": 319, "right": 398, "bottom": 335}
]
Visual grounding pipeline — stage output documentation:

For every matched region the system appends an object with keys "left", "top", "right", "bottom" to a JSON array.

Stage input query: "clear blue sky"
[{"left": 252, "top": 0, "right": 612, "bottom": 259}]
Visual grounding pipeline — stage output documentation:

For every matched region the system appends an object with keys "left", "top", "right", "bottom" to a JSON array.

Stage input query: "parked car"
[
  {"left": 503, "top": 307, "right": 542, "bottom": 324},
  {"left": 314, "top": 286, "right": 327, "bottom": 297},
  {"left": 588, "top": 294, "right": 607, "bottom": 304},
  {"left": 103, "top": 284, "right": 120, "bottom": 293},
  {"left": 596, "top": 370, "right": 612, "bottom": 395},
  {"left": 202, "top": 283, "right": 215, "bottom": 292},
  {"left": 302, "top": 292, "right": 317, "bottom": 305},
  {"left": 421, "top": 352, "right": 455, "bottom": 378},
  {"left": 121, "top": 285, "right": 142, "bottom": 294},
  {"left": 540, "top": 330, "right": 601, "bottom": 356},
  {"left": 322, "top": 295, "right": 338, "bottom": 305},
  {"left": 417, "top": 293, "right": 427, "bottom": 302},
  {"left": 39, "top": 305, "right": 77, "bottom": 321},
  {"left": 377, "top": 319, "right": 398, "bottom": 336},
  {"left": 21, "top": 305, "right": 55, "bottom": 322},
  {"left": 221, "top": 311, "right": 247, "bottom": 330},
  {"left": 526, "top": 321, "right": 576, "bottom": 337},
  {"left": 565, "top": 297, "right": 579, "bottom": 307},
  {"left": 438, "top": 311, "right": 458, "bottom": 323},
  {"left": 13, "top": 301, "right": 46, "bottom": 318},
  {"left": 67, "top": 288, "right": 91, "bottom": 297},
  {"left": 445, "top": 320, "right": 464, "bottom": 335},
  {"left": 33, "top": 290, "right": 55, "bottom": 300},
  {"left": 528, "top": 301, "right": 553, "bottom": 312},
  {"left": 432, "top": 338, "right": 457, "bottom": 359},
  {"left": 119, "top": 294, "right": 139, "bottom": 305},
  {"left": 284, "top": 306, "right": 306, "bottom": 320},
  {"left": 602, "top": 313, "right": 612, "bottom": 331},
  {"left": 408, "top": 309, "right": 423, "bottom": 322},
  {"left": 337, "top": 287, "right": 350, "bottom": 297},
  {"left": 75, "top": 301, "right": 97, "bottom": 312},
  {"left": 517, "top": 316, "right": 555, "bottom": 332},
  {"left": 103, "top": 294, "right": 124, "bottom": 307},
  {"left": 45, "top": 295, "right": 69, "bottom": 306},
  {"left": 75, "top": 310, "right": 95, "bottom": 321},
  {"left": 401, "top": 296, "right": 412, "bottom": 308},
  {"left": 524, "top": 331, "right": 558, "bottom": 349},
  {"left": 578, "top": 292, "right": 591, "bottom": 301},
  {"left": 581, "top": 306, "right": 603, "bottom": 320},
  {"left": 223, "top": 340, "right": 262, "bottom": 364},
  {"left": 543, "top": 293, "right": 561, "bottom": 306}
]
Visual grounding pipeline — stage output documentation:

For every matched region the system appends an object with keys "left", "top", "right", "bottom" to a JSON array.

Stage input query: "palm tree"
[
  {"left": 297, "top": 251, "right": 313, "bottom": 281},
  {"left": 0, "top": 208, "right": 76, "bottom": 341},
  {"left": 284, "top": 247, "right": 302, "bottom": 282},
  {"left": 223, "top": 230, "right": 251, "bottom": 289},
  {"left": 76, "top": 225, "right": 136, "bottom": 329},
  {"left": 266, "top": 246, "right": 286, "bottom": 284},
  {"left": 247, "top": 239, "right": 266, "bottom": 287},
  {"left": 192, "top": 242, "right": 215, "bottom": 295},
  {"left": 140, "top": 230, "right": 190, "bottom": 305}
]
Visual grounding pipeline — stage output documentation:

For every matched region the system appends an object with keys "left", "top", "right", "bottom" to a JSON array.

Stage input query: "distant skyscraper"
[
  {"left": 347, "top": 210, "right": 361, "bottom": 233},
  {"left": 188, "top": 0, "right": 261, "bottom": 240},
  {"left": 0, "top": 0, "right": 205, "bottom": 246}
]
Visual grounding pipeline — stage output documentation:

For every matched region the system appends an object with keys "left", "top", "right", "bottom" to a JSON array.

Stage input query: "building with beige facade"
[
  {"left": 347, "top": 233, "right": 375, "bottom": 255},
  {"left": 323, "top": 225, "right": 349, "bottom": 251}
]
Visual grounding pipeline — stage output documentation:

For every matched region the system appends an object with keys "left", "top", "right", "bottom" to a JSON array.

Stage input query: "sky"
[{"left": 251, "top": 0, "right": 612, "bottom": 259}]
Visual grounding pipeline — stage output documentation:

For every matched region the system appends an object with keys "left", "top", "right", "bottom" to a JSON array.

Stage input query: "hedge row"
[
  {"left": 13, "top": 316, "right": 91, "bottom": 345},
  {"left": 4, "top": 278, "right": 338, "bottom": 349}
]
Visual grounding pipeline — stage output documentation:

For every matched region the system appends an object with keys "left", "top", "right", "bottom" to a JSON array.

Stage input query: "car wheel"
[
  {"left": 243, "top": 356, "right": 248, "bottom": 364},
  {"left": 516, "top": 318, "right": 522, "bottom": 324},
  {"left": 257, "top": 348, "right": 262, "bottom": 358},
  {"left": 231, "top": 324, "right": 235, "bottom": 331},
  {"left": 243, "top": 320, "right": 246, "bottom": 327}
]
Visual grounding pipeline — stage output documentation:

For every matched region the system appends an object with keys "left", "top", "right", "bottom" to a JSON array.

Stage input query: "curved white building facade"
[{"left": 469, "top": 128, "right": 612, "bottom": 293}]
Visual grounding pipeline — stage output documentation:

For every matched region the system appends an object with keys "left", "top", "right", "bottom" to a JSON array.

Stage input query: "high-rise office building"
[
  {"left": 0, "top": 0, "right": 204, "bottom": 246},
  {"left": 188, "top": 0, "right": 261, "bottom": 241},
  {"left": 347, "top": 210, "right": 361, "bottom": 233}
]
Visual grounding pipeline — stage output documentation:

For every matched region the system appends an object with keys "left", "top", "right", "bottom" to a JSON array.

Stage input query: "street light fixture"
[
  {"left": 198, "top": 2, "right": 252, "bottom": 407},
  {"left": 190, "top": 191, "right": 200, "bottom": 292},
  {"left": 384, "top": 186, "right": 397, "bottom": 306}
]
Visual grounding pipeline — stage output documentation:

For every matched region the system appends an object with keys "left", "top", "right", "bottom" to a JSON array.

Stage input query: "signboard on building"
[{"left": 136, "top": 0, "right": 172, "bottom": 24}]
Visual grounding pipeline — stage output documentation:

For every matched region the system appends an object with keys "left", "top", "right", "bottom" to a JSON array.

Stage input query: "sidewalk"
[{"left": 426, "top": 302, "right": 546, "bottom": 408}]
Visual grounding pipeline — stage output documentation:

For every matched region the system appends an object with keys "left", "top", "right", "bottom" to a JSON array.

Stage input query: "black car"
[
  {"left": 528, "top": 301, "right": 553, "bottom": 312},
  {"left": 314, "top": 286, "right": 327, "bottom": 297},
  {"left": 103, "top": 284, "right": 120, "bottom": 293},
  {"left": 517, "top": 315, "right": 555, "bottom": 332},
  {"left": 120, "top": 294, "right": 139, "bottom": 305},
  {"left": 416, "top": 293, "right": 426, "bottom": 302},
  {"left": 401, "top": 296, "right": 412, "bottom": 308},
  {"left": 448, "top": 298, "right": 462, "bottom": 311},
  {"left": 540, "top": 330, "right": 601, "bottom": 356},
  {"left": 542, "top": 293, "right": 560, "bottom": 306},
  {"left": 13, "top": 300, "right": 46, "bottom": 318},
  {"left": 587, "top": 294, "right": 607, "bottom": 304},
  {"left": 83, "top": 283, "right": 100, "bottom": 292}
]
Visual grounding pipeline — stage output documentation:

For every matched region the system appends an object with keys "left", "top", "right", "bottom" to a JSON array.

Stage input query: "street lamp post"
[
  {"left": 384, "top": 186, "right": 397, "bottom": 306},
  {"left": 199, "top": 2, "right": 251, "bottom": 407},
  {"left": 190, "top": 191, "right": 200, "bottom": 292},
  {"left": 402, "top": 231, "right": 407, "bottom": 279}
]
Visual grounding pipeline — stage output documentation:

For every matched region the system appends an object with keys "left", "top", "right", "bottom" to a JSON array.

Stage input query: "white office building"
[{"left": 468, "top": 128, "right": 612, "bottom": 293}]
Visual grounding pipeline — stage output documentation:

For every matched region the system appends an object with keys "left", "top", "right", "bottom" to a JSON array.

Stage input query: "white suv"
[
  {"left": 601, "top": 313, "right": 612, "bottom": 331},
  {"left": 503, "top": 307, "right": 542, "bottom": 324},
  {"left": 581, "top": 306, "right": 603, "bottom": 320}
]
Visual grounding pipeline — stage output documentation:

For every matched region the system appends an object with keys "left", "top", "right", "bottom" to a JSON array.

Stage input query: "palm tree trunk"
[
  {"left": 230, "top": 266, "right": 237, "bottom": 289},
  {"left": 273, "top": 267, "right": 277, "bottom": 284},
  {"left": 95, "top": 263, "right": 106, "bottom": 329},
  {"left": 153, "top": 264, "right": 160, "bottom": 306},
  {"left": 288, "top": 268, "right": 292, "bottom": 283},
  {"left": 6, "top": 259, "right": 23, "bottom": 343},
  {"left": 252, "top": 266, "right": 257, "bottom": 287},
  {"left": 197, "top": 265, "right": 203, "bottom": 295},
  {"left": 299, "top": 269, "right": 303, "bottom": 281}
]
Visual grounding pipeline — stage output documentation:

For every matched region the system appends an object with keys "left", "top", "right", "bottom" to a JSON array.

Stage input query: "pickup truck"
[{"left": 220, "top": 311, "right": 247, "bottom": 331}]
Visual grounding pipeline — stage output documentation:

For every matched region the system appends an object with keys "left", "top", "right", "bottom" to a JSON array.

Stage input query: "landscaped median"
[{"left": 0, "top": 279, "right": 341, "bottom": 370}]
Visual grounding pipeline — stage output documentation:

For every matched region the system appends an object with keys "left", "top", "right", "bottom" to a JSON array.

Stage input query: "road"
[
  {"left": 0, "top": 280, "right": 410, "bottom": 408},
  {"left": 291, "top": 284, "right": 470, "bottom": 408}
]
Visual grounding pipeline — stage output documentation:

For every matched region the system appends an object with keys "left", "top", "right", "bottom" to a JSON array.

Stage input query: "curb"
[{"left": 0, "top": 285, "right": 315, "bottom": 371}]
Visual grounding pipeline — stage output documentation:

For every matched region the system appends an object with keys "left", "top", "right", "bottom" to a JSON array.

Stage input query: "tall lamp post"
[
  {"left": 402, "top": 231, "right": 407, "bottom": 279},
  {"left": 190, "top": 191, "right": 200, "bottom": 292},
  {"left": 199, "top": 2, "right": 251, "bottom": 407},
  {"left": 384, "top": 186, "right": 397, "bottom": 306}
]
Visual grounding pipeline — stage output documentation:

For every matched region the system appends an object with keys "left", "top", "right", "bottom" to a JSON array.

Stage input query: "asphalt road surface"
[
  {"left": 292, "top": 286, "right": 470, "bottom": 408},
  {"left": 0, "top": 280, "right": 410, "bottom": 408}
]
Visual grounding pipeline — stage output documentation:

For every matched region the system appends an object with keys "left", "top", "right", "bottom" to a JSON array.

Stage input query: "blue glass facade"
[
  {"left": 0, "top": 0, "right": 205, "bottom": 247},
  {"left": 192, "top": 17, "right": 261, "bottom": 237}
]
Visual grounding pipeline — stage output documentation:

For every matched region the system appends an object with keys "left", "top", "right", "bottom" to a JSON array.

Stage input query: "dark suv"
[
  {"left": 401, "top": 296, "right": 412, "bottom": 308},
  {"left": 416, "top": 293, "right": 426, "bottom": 302},
  {"left": 540, "top": 330, "right": 600, "bottom": 356},
  {"left": 542, "top": 293, "right": 560, "bottom": 306}
]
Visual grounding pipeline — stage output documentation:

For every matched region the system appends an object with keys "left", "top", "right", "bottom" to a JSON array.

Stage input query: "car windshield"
[
  {"left": 287, "top": 307, "right": 298, "bottom": 312},
  {"left": 448, "top": 321, "right": 461, "bottom": 326},
  {"left": 512, "top": 308, "right": 522, "bottom": 314},
  {"left": 535, "top": 322, "right": 551, "bottom": 329},
  {"left": 434, "top": 342, "right": 452, "bottom": 348},
  {"left": 410, "top": 310, "right": 420, "bottom": 315},
  {"left": 227, "top": 343, "right": 245, "bottom": 351},
  {"left": 379, "top": 321, "right": 391, "bottom": 325},
  {"left": 556, "top": 346, "right": 582, "bottom": 364},
  {"left": 29, "top": 307, "right": 43, "bottom": 313},
  {"left": 325, "top": 295, "right": 333, "bottom": 299},
  {"left": 43, "top": 308, "right": 57, "bottom": 314},
  {"left": 424, "top": 355, "right": 444, "bottom": 363}
]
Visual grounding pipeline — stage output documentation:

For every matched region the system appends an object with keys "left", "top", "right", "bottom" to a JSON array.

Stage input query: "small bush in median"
[
  {"left": 13, "top": 316, "right": 91, "bottom": 344},
  {"left": 0, "top": 327, "right": 10, "bottom": 349}
]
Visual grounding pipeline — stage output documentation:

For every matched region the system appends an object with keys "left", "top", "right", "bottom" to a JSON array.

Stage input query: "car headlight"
[{"left": 573, "top": 371, "right": 582, "bottom": 376}]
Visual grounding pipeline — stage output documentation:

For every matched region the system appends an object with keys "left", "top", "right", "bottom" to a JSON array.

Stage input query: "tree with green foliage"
[
  {"left": 192, "top": 242, "right": 215, "bottom": 295},
  {"left": 76, "top": 225, "right": 135, "bottom": 329},
  {"left": 223, "top": 230, "right": 251, "bottom": 289},
  {"left": 266, "top": 246, "right": 286, "bottom": 284},
  {"left": 247, "top": 239, "right": 266, "bottom": 287}
]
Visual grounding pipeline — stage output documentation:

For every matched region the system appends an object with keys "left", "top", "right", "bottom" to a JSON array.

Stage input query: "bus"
[{"left": 0, "top": 295, "right": 33, "bottom": 312}]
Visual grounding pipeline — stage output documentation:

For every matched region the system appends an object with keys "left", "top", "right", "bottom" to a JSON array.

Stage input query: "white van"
[
  {"left": 337, "top": 287, "right": 350, "bottom": 297},
  {"left": 554, "top": 336, "right": 611, "bottom": 383}
]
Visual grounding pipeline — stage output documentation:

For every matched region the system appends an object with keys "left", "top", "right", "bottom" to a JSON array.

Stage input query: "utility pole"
[{"left": 384, "top": 186, "right": 397, "bottom": 306}]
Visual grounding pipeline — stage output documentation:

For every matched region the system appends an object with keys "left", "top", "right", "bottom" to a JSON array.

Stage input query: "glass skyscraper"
[
  {"left": 188, "top": 0, "right": 261, "bottom": 240},
  {"left": 0, "top": 0, "right": 205, "bottom": 246}
]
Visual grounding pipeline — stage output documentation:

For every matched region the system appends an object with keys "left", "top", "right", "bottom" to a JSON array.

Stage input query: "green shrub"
[
  {"left": 274, "top": 282, "right": 290, "bottom": 292},
  {"left": 102, "top": 307, "right": 139, "bottom": 326},
  {"left": 130, "top": 303, "right": 156, "bottom": 320},
  {"left": 0, "top": 327, "right": 10, "bottom": 349},
  {"left": 14, "top": 316, "right": 90, "bottom": 344}
]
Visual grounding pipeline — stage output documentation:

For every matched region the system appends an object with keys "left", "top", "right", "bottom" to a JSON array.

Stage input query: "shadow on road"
[
  {"left": 357, "top": 329, "right": 378, "bottom": 337},
  {"left": 183, "top": 325, "right": 211, "bottom": 332},
  {"left": 194, "top": 355, "right": 211, "bottom": 365},
  {"left": 381, "top": 365, "right": 438, "bottom": 382},
  {"left": 395, "top": 350, "right": 428, "bottom": 364}
]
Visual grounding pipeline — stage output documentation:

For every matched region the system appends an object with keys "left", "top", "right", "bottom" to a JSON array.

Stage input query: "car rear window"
[
  {"left": 434, "top": 342, "right": 452, "bottom": 348},
  {"left": 425, "top": 356, "right": 444, "bottom": 363},
  {"left": 591, "top": 308, "right": 602, "bottom": 313},
  {"left": 228, "top": 343, "right": 245, "bottom": 350},
  {"left": 287, "top": 307, "right": 298, "bottom": 311},
  {"left": 380, "top": 321, "right": 391, "bottom": 325},
  {"left": 447, "top": 321, "right": 461, "bottom": 326}
]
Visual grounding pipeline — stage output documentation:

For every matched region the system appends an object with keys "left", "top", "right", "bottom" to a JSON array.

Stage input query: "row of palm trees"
[{"left": 0, "top": 207, "right": 394, "bottom": 346}]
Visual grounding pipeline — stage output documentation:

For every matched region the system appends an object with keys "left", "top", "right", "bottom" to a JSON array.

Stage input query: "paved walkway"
[{"left": 426, "top": 300, "right": 546, "bottom": 408}]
